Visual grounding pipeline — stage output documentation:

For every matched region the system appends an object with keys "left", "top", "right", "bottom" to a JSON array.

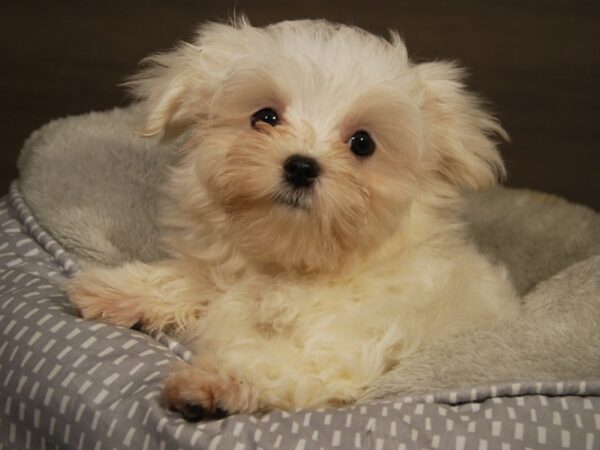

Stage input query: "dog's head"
[{"left": 129, "top": 18, "right": 506, "bottom": 272}]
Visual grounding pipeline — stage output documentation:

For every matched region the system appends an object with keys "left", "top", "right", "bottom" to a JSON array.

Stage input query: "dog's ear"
[
  {"left": 125, "top": 19, "right": 251, "bottom": 137},
  {"left": 416, "top": 61, "right": 507, "bottom": 190},
  {"left": 125, "top": 45, "right": 203, "bottom": 137}
]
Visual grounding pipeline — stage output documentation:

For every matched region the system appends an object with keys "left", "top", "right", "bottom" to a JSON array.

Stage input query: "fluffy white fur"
[{"left": 67, "top": 18, "right": 520, "bottom": 417}]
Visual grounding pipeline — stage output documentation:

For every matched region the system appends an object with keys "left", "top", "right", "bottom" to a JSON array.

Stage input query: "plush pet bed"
[{"left": 1, "top": 106, "right": 599, "bottom": 449}]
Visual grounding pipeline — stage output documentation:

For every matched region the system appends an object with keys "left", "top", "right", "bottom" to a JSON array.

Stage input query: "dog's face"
[{"left": 130, "top": 19, "right": 506, "bottom": 271}]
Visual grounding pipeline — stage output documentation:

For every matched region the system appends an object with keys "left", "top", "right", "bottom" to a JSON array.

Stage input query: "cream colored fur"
[{"left": 67, "top": 18, "right": 520, "bottom": 416}]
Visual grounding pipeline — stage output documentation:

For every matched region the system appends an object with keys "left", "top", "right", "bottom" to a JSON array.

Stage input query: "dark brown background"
[{"left": 2, "top": 1, "right": 599, "bottom": 208}]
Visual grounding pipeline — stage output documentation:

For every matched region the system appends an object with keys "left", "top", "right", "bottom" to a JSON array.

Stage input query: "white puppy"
[{"left": 67, "top": 18, "right": 520, "bottom": 420}]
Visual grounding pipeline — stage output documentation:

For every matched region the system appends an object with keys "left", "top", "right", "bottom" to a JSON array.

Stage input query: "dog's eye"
[
  {"left": 251, "top": 108, "right": 280, "bottom": 128},
  {"left": 348, "top": 131, "right": 375, "bottom": 157}
]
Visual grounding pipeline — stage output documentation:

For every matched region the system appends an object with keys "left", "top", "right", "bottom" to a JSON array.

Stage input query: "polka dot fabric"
[{"left": 1, "top": 181, "right": 600, "bottom": 450}]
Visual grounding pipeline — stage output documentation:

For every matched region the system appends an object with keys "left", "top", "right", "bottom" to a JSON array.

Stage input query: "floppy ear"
[
  {"left": 125, "top": 19, "right": 252, "bottom": 137},
  {"left": 416, "top": 61, "right": 507, "bottom": 190},
  {"left": 125, "top": 44, "right": 205, "bottom": 136}
]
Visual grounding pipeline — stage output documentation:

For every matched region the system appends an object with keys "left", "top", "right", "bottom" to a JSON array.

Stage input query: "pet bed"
[{"left": 1, "top": 106, "right": 599, "bottom": 449}]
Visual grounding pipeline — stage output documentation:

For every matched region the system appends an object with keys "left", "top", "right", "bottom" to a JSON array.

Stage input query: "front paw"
[
  {"left": 164, "top": 365, "right": 253, "bottom": 420},
  {"left": 65, "top": 270, "right": 142, "bottom": 328}
]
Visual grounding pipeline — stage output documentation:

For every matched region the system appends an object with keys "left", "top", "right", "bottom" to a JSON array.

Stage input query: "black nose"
[{"left": 283, "top": 154, "right": 320, "bottom": 188}]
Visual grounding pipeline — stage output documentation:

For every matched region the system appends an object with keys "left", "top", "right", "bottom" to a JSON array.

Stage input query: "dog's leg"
[
  {"left": 66, "top": 260, "right": 214, "bottom": 332},
  {"left": 164, "top": 340, "right": 389, "bottom": 418}
]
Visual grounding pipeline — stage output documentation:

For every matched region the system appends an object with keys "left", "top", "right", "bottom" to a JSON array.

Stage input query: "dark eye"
[
  {"left": 251, "top": 108, "right": 279, "bottom": 128},
  {"left": 348, "top": 131, "right": 375, "bottom": 157}
]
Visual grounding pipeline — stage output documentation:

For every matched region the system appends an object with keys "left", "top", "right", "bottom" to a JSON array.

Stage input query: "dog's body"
[{"left": 67, "top": 18, "right": 520, "bottom": 417}]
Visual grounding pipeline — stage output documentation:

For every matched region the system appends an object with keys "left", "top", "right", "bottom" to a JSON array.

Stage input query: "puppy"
[{"left": 67, "top": 18, "right": 520, "bottom": 419}]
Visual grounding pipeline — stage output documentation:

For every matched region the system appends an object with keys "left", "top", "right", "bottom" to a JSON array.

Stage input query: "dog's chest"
[{"left": 248, "top": 275, "right": 398, "bottom": 341}]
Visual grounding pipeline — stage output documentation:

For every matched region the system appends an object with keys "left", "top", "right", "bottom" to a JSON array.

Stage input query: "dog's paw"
[
  {"left": 65, "top": 270, "right": 142, "bottom": 328},
  {"left": 164, "top": 365, "right": 252, "bottom": 420}
]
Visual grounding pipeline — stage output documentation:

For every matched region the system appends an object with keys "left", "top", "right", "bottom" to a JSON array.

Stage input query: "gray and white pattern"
[{"left": 2, "top": 182, "right": 600, "bottom": 449}]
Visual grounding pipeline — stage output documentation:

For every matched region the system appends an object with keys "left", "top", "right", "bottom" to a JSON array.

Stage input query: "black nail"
[{"left": 181, "top": 403, "right": 209, "bottom": 422}]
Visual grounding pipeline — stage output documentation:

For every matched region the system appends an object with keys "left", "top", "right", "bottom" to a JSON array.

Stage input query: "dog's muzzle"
[{"left": 273, "top": 154, "right": 320, "bottom": 210}]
